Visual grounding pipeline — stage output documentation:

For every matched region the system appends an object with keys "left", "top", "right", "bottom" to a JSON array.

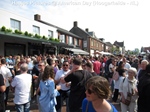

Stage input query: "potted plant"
[
  {"left": 24, "top": 31, "right": 28, "bottom": 36},
  {"left": 28, "top": 33, "right": 33, "bottom": 37},
  {"left": 6, "top": 28, "right": 12, "bottom": 33},
  {"left": 55, "top": 38, "right": 60, "bottom": 42},
  {"left": 1, "top": 26, "right": 6, "bottom": 32}
]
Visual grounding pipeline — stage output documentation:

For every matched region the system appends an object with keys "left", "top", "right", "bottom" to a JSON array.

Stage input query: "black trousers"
[
  {"left": 112, "top": 89, "right": 119, "bottom": 102},
  {"left": 69, "top": 108, "right": 82, "bottom": 112},
  {"left": 0, "top": 101, "right": 5, "bottom": 112},
  {"left": 5, "top": 87, "right": 9, "bottom": 108},
  {"left": 56, "top": 90, "right": 70, "bottom": 112}
]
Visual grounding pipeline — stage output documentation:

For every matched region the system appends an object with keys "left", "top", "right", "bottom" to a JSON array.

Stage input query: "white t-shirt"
[
  {"left": 114, "top": 76, "right": 125, "bottom": 89},
  {"left": 109, "top": 63, "right": 115, "bottom": 73},
  {"left": 11, "top": 73, "right": 32, "bottom": 104},
  {"left": 0, "top": 65, "right": 12, "bottom": 87},
  {"left": 55, "top": 69, "right": 70, "bottom": 91}
]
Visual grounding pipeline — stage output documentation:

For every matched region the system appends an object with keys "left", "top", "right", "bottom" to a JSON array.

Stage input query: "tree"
[
  {"left": 134, "top": 48, "right": 140, "bottom": 55},
  {"left": 110, "top": 46, "right": 120, "bottom": 55}
]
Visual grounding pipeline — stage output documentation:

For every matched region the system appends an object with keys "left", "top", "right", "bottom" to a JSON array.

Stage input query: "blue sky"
[{"left": 0, "top": 0, "right": 150, "bottom": 50}]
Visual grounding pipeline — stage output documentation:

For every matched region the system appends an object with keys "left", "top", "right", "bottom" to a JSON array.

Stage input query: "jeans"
[
  {"left": 15, "top": 102, "right": 30, "bottom": 112},
  {"left": 36, "top": 95, "right": 42, "bottom": 112}
]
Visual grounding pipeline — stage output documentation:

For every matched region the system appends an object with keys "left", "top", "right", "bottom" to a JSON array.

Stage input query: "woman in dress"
[
  {"left": 82, "top": 76, "right": 118, "bottom": 112},
  {"left": 37, "top": 65, "right": 59, "bottom": 112}
]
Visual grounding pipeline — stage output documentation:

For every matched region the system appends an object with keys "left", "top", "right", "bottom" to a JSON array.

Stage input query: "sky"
[{"left": 0, "top": 0, "right": 150, "bottom": 51}]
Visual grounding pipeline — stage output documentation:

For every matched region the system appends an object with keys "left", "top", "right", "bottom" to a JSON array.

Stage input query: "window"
[
  {"left": 91, "top": 40, "right": 94, "bottom": 46},
  {"left": 97, "top": 43, "right": 99, "bottom": 47},
  {"left": 60, "top": 35, "right": 65, "bottom": 43},
  {"left": 48, "top": 30, "right": 53, "bottom": 38},
  {"left": 68, "top": 36, "right": 73, "bottom": 44},
  {"left": 33, "top": 25, "right": 40, "bottom": 35},
  {"left": 74, "top": 38, "right": 79, "bottom": 45},
  {"left": 10, "top": 18, "right": 21, "bottom": 31}
]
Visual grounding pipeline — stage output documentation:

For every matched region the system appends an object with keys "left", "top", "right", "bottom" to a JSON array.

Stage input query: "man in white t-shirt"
[
  {"left": 0, "top": 59, "right": 12, "bottom": 108},
  {"left": 123, "top": 57, "right": 131, "bottom": 75},
  {"left": 11, "top": 63, "right": 32, "bottom": 112},
  {"left": 55, "top": 60, "right": 70, "bottom": 112}
]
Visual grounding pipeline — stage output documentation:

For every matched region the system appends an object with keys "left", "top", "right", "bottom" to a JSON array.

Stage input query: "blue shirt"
[
  {"left": 39, "top": 79, "right": 59, "bottom": 112},
  {"left": 82, "top": 98, "right": 118, "bottom": 112}
]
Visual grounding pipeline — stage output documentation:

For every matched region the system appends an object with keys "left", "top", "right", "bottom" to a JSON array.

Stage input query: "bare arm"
[
  {"left": 0, "top": 79, "right": 6, "bottom": 92},
  {"left": 0, "top": 85, "right": 6, "bottom": 92},
  {"left": 60, "top": 70, "right": 73, "bottom": 84},
  {"left": 60, "top": 65, "right": 80, "bottom": 84},
  {"left": 36, "top": 87, "right": 40, "bottom": 95}
]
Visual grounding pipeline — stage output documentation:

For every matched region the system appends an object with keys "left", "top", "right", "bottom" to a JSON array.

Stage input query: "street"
[{"left": 7, "top": 92, "right": 121, "bottom": 112}]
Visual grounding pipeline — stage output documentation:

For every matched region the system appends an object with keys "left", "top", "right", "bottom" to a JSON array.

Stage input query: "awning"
[
  {"left": 64, "top": 48, "right": 89, "bottom": 55},
  {"left": 94, "top": 51, "right": 112, "bottom": 55}
]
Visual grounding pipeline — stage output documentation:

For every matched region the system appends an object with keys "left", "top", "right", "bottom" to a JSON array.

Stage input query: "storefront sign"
[{"left": 83, "top": 40, "right": 87, "bottom": 48}]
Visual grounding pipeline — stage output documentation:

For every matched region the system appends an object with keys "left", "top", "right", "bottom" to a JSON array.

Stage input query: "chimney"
[
  {"left": 34, "top": 14, "right": 41, "bottom": 21},
  {"left": 74, "top": 21, "right": 78, "bottom": 27},
  {"left": 85, "top": 28, "right": 89, "bottom": 32}
]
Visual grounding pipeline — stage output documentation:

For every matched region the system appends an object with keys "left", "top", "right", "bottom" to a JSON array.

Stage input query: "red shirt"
[{"left": 93, "top": 61, "right": 101, "bottom": 75}]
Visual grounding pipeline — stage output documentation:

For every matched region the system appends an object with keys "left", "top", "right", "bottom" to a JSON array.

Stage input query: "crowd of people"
[{"left": 0, "top": 53, "right": 150, "bottom": 112}]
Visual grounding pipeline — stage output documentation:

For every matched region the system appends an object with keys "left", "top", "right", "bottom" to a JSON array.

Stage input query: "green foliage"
[
  {"left": 110, "top": 46, "right": 120, "bottom": 54},
  {"left": 14, "top": 29, "right": 19, "bottom": 34},
  {"left": 49, "top": 38, "right": 60, "bottom": 42},
  {"left": 14, "top": 30, "right": 23, "bottom": 34},
  {"left": 1, "top": 26, "right": 6, "bottom": 31},
  {"left": 24, "top": 31, "right": 28, "bottom": 36},
  {"left": 6, "top": 29, "right": 12, "bottom": 33},
  {"left": 34, "top": 34, "right": 41, "bottom": 39},
  {"left": 28, "top": 33, "right": 33, "bottom": 37},
  {"left": 49, "top": 37, "right": 55, "bottom": 41},
  {"left": 42, "top": 36, "right": 48, "bottom": 40},
  {"left": 42, "top": 35, "right": 46, "bottom": 39},
  {"left": 55, "top": 38, "right": 60, "bottom": 42}
]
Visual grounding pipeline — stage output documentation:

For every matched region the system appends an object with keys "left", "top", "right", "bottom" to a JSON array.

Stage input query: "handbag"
[
  {"left": 124, "top": 81, "right": 133, "bottom": 106},
  {"left": 124, "top": 92, "right": 132, "bottom": 106}
]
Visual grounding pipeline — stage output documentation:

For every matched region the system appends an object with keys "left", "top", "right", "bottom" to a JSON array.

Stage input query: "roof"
[
  {"left": 105, "top": 42, "right": 113, "bottom": 47},
  {"left": 113, "top": 41, "right": 124, "bottom": 47},
  {"left": 88, "top": 32, "right": 97, "bottom": 38},
  {"left": 70, "top": 26, "right": 104, "bottom": 43},
  {"left": 36, "top": 20, "right": 82, "bottom": 39},
  {"left": 143, "top": 47, "right": 150, "bottom": 52}
]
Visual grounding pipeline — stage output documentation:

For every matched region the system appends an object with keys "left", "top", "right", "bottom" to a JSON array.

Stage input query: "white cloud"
[{"left": 0, "top": 0, "right": 150, "bottom": 50}]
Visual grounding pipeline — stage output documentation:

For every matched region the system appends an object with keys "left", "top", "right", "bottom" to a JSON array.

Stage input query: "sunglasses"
[
  {"left": 87, "top": 89, "right": 94, "bottom": 94},
  {"left": 63, "top": 64, "right": 68, "bottom": 67},
  {"left": 38, "top": 65, "right": 43, "bottom": 66}
]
